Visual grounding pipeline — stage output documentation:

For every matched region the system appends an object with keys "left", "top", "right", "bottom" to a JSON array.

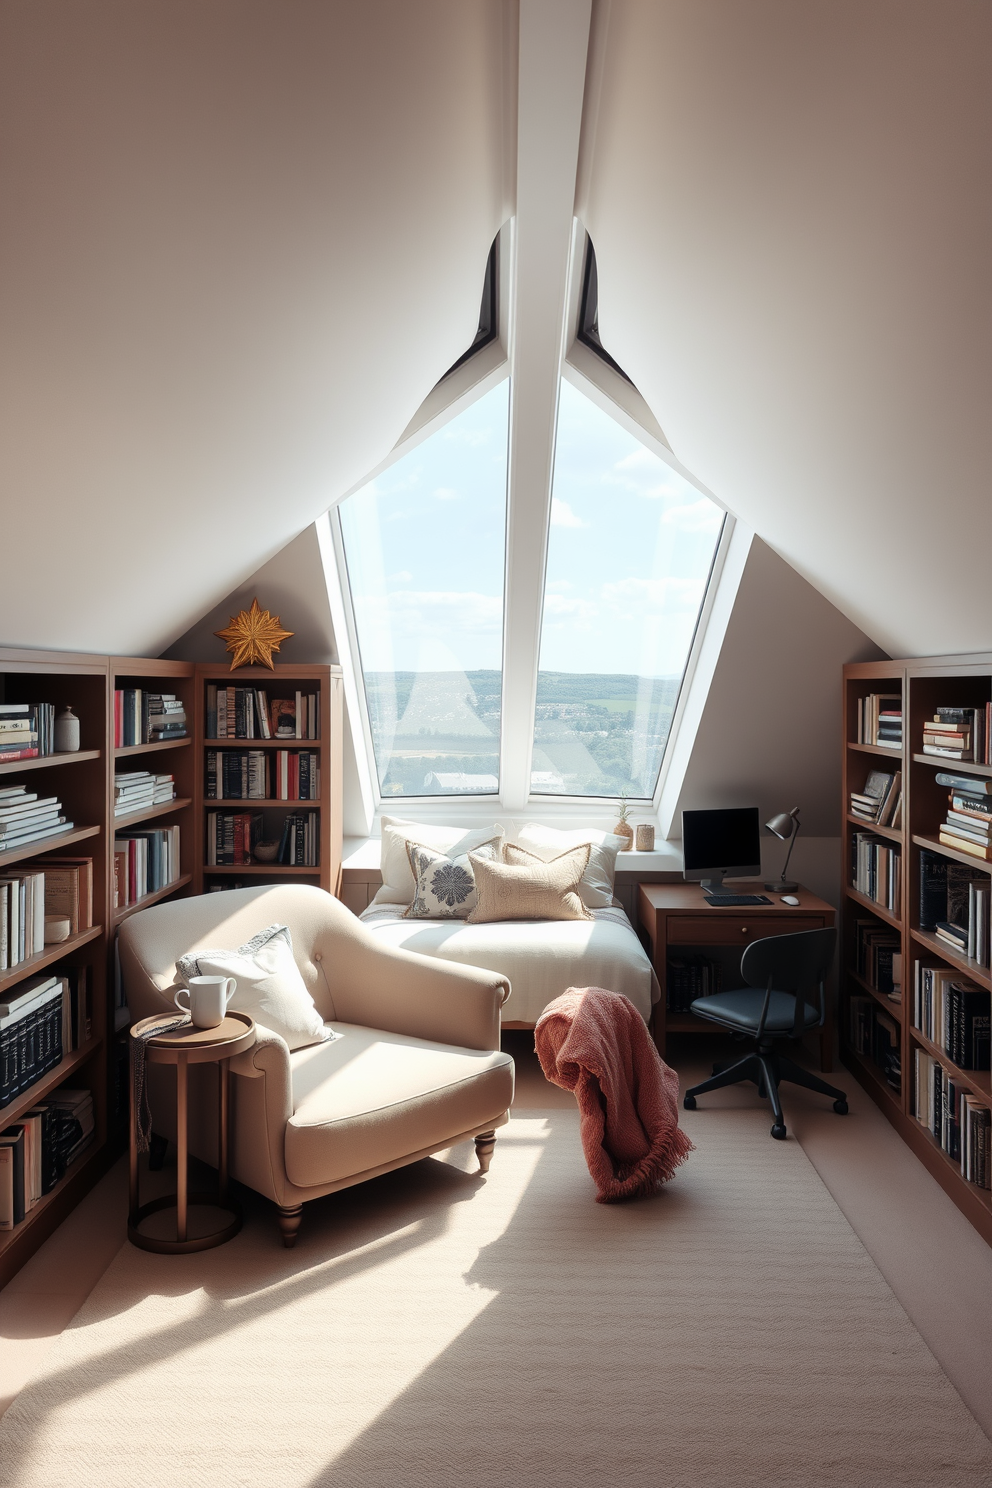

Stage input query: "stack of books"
[
  {"left": 0, "top": 703, "right": 39, "bottom": 762},
  {"left": 206, "top": 811, "right": 263, "bottom": 865},
  {"left": 918, "top": 847, "right": 990, "bottom": 964},
  {"left": 113, "top": 772, "right": 176, "bottom": 817},
  {"left": 914, "top": 1050, "right": 991, "bottom": 1187},
  {"left": 912, "top": 961, "right": 990, "bottom": 1068},
  {"left": 113, "top": 689, "right": 187, "bottom": 747},
  {"left": 849, "top": 769, "right": 902, "bottom": 827},
  {"left": 936, "top": 781, "right": 992, "bottom": 862},
  {"left": 277, "top": 811, "right": 319, "bottom": 866},
  {"left": 666, "top": 957, "right": 720, "bottom": 1012},
  {"left": 113, "top": 826, "right": 181, "bottom": 908},
  {"left": 37, "top": 857, "right": 94, "bottom": 936},
  {"left": 275, "top": 751, "right": 320, "bottom": 800},
  {"left": 0, "top": 870, "right": 46, "bottom": 969},
  {"left": 205, "top": 750, "right": 270, "bottom": 801},
  {"left": 855, "top": 919, "right": 902, "bottom": 1001},
  {"left": 857, "top": 694, "right": 902, "bottom": 749},
  {"left": 206, "top": 686, "right": 320, "bottom": 740},
  {"left": 849, "top": 996, "right": 901, "bottom": 1090},
  {"left": 0, "top": 1087, "right": 93, "bottom": 1230},
  {"left": 922, "top": 705, "right": 991, "bottom": 763},
  {"left": 851, "top": 832, "right": 902, "bottom": 914},
  {"left": 0, "top": 787, "right": 71, "bottom": 854},
  {"left": 0, "top": 975, "right": 66, "bottom": 1109}
]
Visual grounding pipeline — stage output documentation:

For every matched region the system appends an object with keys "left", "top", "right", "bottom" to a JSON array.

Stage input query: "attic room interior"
[{"left": 1, "top": 2, "right": 991, "bottom": 1484}]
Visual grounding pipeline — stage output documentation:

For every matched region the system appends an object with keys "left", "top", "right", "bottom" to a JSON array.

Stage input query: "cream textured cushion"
[
  {"left": 514, "top": 823, "right": 625, "bottom": 909},
  {"left": 371, "top": 816, "right": 506, "bottom": 905},
  {"left": 175, "top": 924, "right": 334, "bottom": 1051},
  {"left": 405, "top": 837, "right": 501, "bottom": 919},
  {"left": 467, "top": 844, "right": 593, "bottom": 924}
]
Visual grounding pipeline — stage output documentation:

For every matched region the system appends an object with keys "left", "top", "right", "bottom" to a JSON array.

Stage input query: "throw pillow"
[
  {"left": 371, "top": 816, "right": 506, "bottom": 906},
  {"left": 175, "top": 924, "right": 334, "bottom": 1051},
  {"left": 514, "top": 823, "right": 625, "bottom": 909},
  {"left": 467, "top": 843, "right": 593, "bottom": 924},
  {"left": 404, "top": 837, "right": 501, "bottom": 919}
]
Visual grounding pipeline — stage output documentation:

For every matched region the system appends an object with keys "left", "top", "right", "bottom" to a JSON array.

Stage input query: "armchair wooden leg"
[
  {"left": 474, "top": 1130, "right": 497, "bottom": 1175},
  {"left": 276, "top": 1203, "right": 303, "bottom": 1248}
]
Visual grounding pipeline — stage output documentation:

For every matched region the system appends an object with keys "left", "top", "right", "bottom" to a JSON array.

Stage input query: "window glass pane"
[
  {"left": 532, "top": 380, "right": 724, "bottom": 799},
  {"left": 339, "top": 380, "right": 508, "bottom": 797}
]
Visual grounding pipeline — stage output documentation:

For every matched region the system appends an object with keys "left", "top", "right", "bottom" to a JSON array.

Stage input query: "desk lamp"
[{"left": 765, "top": 807, "right": 801, "bottom": 893}]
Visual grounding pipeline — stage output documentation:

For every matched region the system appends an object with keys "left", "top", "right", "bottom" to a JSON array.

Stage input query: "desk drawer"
[{"left": 667, "top": 915, "right": 825, "bottom": 945}]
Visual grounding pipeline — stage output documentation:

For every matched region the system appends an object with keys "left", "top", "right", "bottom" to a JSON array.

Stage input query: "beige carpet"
[{"left": 1, "top": 1103, "right": 990, "bottom": 1488}]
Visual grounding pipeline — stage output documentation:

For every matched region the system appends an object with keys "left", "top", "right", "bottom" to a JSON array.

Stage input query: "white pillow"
[
  {"left": 175, "top": 924, "right": 334, "bottom": 1051},
  {"left": 405, "top": 837, "right": 501, "bottom": 919},
  {"left": 513, "top": 823, "right": 624, "bottom": 909},
  {"left": 371, "top": 816, "right": 505, "bottom": 905}
]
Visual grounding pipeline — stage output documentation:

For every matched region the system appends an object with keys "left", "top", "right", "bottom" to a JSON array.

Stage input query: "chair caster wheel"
[
  {"left": 834, "top": 1099, "right": 849, "bottom": 1115},
  {"left": 771, "top": 1123, "right": 787, "bottom": 1140},
  {"left": 683, "top": 1094, "right": 697, "bottom": 1110}
]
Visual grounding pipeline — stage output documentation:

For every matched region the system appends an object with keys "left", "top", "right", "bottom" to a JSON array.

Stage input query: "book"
[
  {"left": 939, "top": 830, "right": 992, "bottom": 861},
  {"left": 36, "top": 857, "right": 94, "bottom": 932},
  {"left": 936, "top": 772, "right": 992, "bottom": 796}
]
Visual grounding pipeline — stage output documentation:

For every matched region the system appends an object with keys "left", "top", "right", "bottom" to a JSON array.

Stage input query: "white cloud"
[
  {"left": 432, "top": 486, "right": 461, "bottom": 501},
  {"left": 443, "top": 427, "right": 490, "bottom": 447},
  {"left": 661, "top": 498, "right": 724, "bottom": 532},
  {"left": 550, "top": 498, "right": 587, "bottom": 528},
  {"left": 387, "top": 570, "right": 412, "bottom": 584}
]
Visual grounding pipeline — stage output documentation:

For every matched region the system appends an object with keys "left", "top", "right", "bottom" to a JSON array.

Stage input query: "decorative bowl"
[
  {"left": 253, "top": 841, "right": 280, "bottom": 862},
  {"left": 44, "top": 915, "right": 72, "bottom": 943}
]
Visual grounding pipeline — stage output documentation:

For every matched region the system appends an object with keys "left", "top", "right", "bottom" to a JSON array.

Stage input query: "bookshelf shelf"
[
  {"left": 112, "top": 871, "right": 194, "bottom": 926},
  {"left": 844, "top": 885, "right": 902, "bottom": 930},
  {"left": 0, "top": 1038, "right": 102, "bottom": 1132},
  {"left": 846, "top": 967, "right": 902, "bottom": 1019},
  {"left": 847, "top": 741, "right": 904, "bottom": 759},
  {"left": 909, "top": 927, "right": 992, "bottom": 991},
  {"left": 201, "top": 737, "right": 318, "bottom": 748},
  {"left": 843, "top": 656, "right": 992, "bottom": 1248},
  {"left": 0, "top": 749, "right": 102, "bottom": 777},
  {"left": 0, "top": 1141, "right": 100, "bottom": 1261},
  {"left": 205, "top": 798, "right": 321, "bottom": 807},
  {"left": 911, "top": 833, "right": 991, "bottom": 874},
  {"left": 114, "top": 736, "right": 191, "bottom": 758},
  {"left": 0, "top": 824, "right": 101, "bottom": 872},
  {"left": 203, "top": 863, "right": 322, "bottom": 877},
  {"left": 911, "top": 753, "right": 992, "bottom": 778},
  {"left": 0, "top": 925, "right": 103, "bottom": 997},
  {"left": 846, "top": 814, "right": 903, "bottom": 843},
  {"left": 112, "top": 797, "right": 192, "bottom": 831}
]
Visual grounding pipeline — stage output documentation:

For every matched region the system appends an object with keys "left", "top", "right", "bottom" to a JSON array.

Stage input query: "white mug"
[{"left": 175, "top": 975, "right": 237, "bottom": 1029}]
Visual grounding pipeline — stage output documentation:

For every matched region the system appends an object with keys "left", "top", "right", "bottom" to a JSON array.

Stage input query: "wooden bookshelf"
[
  {"left": 842, "top": 653, "right": 992, "bottom": 1247},
  {"left": 193, "top": 662, "right": 343, "bottom": 897}
]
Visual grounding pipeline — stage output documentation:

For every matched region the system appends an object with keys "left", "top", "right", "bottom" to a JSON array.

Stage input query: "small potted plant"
[{"left": 613, "top": 792, "right": 634, "bottom": 851}]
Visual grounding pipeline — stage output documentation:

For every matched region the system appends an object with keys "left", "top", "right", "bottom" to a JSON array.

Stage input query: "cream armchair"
[{"left": 118, "top": 884, "right": 514, "bottom": 1246}]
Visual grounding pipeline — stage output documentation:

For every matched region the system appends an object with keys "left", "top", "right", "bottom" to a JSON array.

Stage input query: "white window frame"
[{"left": 323, "top": 222, "right": 743, "bottom": 832}]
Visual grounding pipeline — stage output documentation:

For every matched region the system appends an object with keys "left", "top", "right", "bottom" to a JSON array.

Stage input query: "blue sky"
[{"left": 339, "top": 377, "right": 724, "bottom": 676}]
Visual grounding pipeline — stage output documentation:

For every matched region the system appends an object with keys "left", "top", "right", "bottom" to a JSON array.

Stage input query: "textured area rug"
[{"left": 0, "top": 1105, "right": 990, "bottom": 1488}]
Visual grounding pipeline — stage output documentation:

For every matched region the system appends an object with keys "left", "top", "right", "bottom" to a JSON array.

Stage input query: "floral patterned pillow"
[{"left": 404, "top": 837, "right": 502, "bottom": 919}]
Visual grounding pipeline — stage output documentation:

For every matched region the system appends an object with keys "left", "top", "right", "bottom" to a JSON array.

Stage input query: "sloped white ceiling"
[
  {"left": 580, "top": 0, "right": 992, "bottom": 659},
  {"left": 0, "top": 1, "right": 512, "bottom": 656}
]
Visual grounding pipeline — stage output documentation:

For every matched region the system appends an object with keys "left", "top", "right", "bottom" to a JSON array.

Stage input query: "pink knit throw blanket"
[{"left": 535, "top": 987, "right": 693, "bottom": 1203}]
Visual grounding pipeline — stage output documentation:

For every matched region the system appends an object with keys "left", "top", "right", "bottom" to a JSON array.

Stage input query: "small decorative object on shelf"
[
  {"left": 635, "top": 824, "right": 655, "bottom": 852},
  {"left": 53, "top": 707, "right": 80, "bottom": 753},
  {"left": 613, "top": 793, "right": 634, "bottom": 851},
  {"left": 253, "top": 841, "right": 280, "bottom": 862},
  {"left": 214, "top": 598, "right": 294, "bottom": 671},
  {"left": 43, "top": 915, "right": 71, "bottom": 944}
]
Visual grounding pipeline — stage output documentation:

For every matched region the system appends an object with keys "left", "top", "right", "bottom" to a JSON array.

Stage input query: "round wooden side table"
[{"left": 128, "top": 1011, "right": 256, "bottom": 1254}]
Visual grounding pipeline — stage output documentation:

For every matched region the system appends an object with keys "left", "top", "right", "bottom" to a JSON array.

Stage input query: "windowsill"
[{"left": 342, "top": 835, "right": 684, "bottom": 876}]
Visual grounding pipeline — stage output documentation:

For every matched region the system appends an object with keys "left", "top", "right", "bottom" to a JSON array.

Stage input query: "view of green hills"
[{"left": 363, "top": 669, "right": 682, "bottom": 798}]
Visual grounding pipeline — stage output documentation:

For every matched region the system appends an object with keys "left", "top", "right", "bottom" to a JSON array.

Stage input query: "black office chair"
[{"left": 682, "top": 927, "right": 848, "bottom": 1140}]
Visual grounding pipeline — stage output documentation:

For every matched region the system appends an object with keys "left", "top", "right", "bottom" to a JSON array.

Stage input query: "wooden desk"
[{"left": 638, "top": 882, "right": 836, "bottom": 1070}]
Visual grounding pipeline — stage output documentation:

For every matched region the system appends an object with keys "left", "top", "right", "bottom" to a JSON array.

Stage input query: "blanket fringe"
[{"left": 596, "top": 1123, "right": 695, "bottom": 1204}]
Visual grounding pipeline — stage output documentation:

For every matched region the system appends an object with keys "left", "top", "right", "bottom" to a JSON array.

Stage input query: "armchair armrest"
[{"left": 318, "top": 923, "right": 509, "bottom": 1051}]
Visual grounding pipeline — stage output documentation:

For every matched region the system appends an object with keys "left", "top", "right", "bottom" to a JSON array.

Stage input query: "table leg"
[
  {"left": 128, "top": 1047, "right": 139, "bottom": 1221},
  {"left": 218, "top": 1059, "right": 229, "bottom": 1205},
  {"left": 176, "top": 1052, "right": 188, "bottom": 1243}
]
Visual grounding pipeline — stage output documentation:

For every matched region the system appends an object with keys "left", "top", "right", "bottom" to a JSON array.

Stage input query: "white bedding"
[{"left": 359, "top": 903, "right": 660, "bottom": 1026}]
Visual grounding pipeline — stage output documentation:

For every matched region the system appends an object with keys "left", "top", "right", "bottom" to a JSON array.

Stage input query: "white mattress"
[{"left": 359, "top": 903, "right": 660, "bottom": 1026}]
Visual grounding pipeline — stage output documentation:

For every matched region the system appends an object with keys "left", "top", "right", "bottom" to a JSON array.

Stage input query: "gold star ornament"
[{"left": 215, "top": 599, "right": 294, "bottom": 670}]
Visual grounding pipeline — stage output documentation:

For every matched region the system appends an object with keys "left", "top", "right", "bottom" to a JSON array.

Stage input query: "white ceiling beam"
[{"left": 499, "top": 0, "right": 592, "bottom": 812}]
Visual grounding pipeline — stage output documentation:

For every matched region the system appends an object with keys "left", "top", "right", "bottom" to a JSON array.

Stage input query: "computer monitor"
[{"left": 682, "top": 807, "right": 761, "bottom": 892}]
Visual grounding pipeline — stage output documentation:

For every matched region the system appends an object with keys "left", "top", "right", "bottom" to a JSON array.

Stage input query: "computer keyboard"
[{"left": 703, "top": 893, "right": 772, "bottom": 906}]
